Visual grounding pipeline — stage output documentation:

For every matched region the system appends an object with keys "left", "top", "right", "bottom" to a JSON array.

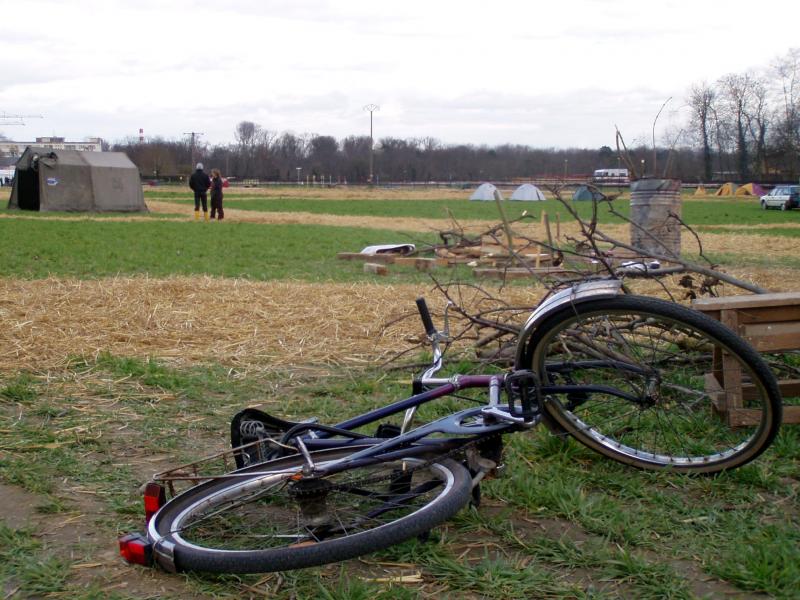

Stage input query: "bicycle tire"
[
  {"left": 518, "top": 295, "right": 782, "bottom": 473},
  {"left": 148, "top": 447, "right": 472, "bottom": 573}
]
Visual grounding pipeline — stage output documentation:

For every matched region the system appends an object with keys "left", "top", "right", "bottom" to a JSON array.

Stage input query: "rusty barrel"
[{"left": 629, "top": 178, "right": 682, "bottom": 256}]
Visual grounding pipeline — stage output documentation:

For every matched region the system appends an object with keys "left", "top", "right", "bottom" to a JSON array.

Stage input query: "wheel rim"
[
  {"left": 160, "top": 457, "right": 457, "bottom": 554},
  {"left": 532, "top": 308, "right": 772, "bottom": 468}
]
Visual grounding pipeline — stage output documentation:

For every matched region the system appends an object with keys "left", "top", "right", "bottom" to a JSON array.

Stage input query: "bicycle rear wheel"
[
  {"left": 518, "top": 295, "right": 781, "bottom": 473},
  {"left": 148, "top": 447, "right": 472, "bottom": 573}
]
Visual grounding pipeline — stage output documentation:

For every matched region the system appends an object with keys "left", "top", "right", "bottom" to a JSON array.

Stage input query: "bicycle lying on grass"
[{"left": 119, "top": 279, "right": 782, "bottom": 574}]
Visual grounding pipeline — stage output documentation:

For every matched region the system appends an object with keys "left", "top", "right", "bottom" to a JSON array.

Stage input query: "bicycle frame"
[{"left": 226, "top": 280, "right": 630, "bottom": 477}]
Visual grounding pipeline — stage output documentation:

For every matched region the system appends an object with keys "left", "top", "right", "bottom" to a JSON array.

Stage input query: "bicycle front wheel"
[
  {"left": 519, "top": 295, "right": 781, "bottom": 473},
  {"left": 148, "top": 447, "right": 472, "bottom": 573}
]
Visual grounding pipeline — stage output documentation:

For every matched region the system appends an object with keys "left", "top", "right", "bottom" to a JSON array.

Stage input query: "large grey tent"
[
  {"left": 470, "top": 182, "right": 502, "bottom": 201},
  {"left": 510, "top": 183, "right": 545, "bottom": 201},
  {"left": 8, "top": 147, "right": 146, "bottom": 212}
]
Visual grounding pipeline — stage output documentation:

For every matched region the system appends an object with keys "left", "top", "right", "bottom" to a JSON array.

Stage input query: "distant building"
[{"left": 0, "top": 137, "right": 103, "bottom": 158}]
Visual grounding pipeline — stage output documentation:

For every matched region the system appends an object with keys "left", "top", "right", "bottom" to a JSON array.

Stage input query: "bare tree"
[
  {"left": 772, "top": 48, "right": 800, "bottom": 178},
  {"left": 745, "top": 77, "right": 770, "bottom": 179},
  {"left": 718, "top": 73, "right": 755, "bottom": 180},
  {"left": 688, "top": 82, "right": 716, "bottom": 182}
]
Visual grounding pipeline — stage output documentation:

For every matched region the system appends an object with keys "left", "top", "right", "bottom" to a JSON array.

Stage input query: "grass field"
[
  {"left": 1, "top": 185, "right": 799, "bottom": 599},
  {"left": 144, "top": 186, "right": 800, "bottom": 227}
]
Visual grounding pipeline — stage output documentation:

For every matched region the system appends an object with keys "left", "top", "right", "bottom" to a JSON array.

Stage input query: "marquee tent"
[
  {"left": 510, "top": 183, "right": 545, "bottom": 201},
  {"left": 8, "top": 146, "right": 146, "bottom": 212}
]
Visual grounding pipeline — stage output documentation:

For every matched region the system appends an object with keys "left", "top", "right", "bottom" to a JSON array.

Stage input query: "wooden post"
[{"left": 492, "top": 189, "right": 515, "bottom": 263}]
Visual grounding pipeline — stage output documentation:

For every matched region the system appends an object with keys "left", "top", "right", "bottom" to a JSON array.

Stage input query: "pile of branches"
[{"left": 386, "top": 188, "right": 770, "bottom": 368}]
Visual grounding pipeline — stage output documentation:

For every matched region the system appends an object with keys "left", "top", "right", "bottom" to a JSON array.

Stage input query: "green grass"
[
  {"left": 3, "top": 201, "right": 798, "bottom": 282},
  {"left": 0, "top": 524, "right": 72, "bottom": 596},
  {"left": 145, "top": 191, "right": 800, "bottom": 226},
  {"left": 0, "top": 219, "right": 445, "bottom": 281},
  {"left": 1, "top": 359, "right": 798, "bottom": 598}
]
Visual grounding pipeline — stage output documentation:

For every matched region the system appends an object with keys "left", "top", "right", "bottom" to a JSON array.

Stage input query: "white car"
[{"left": 760, "top": 185, "right": 799, "bottom": 210}]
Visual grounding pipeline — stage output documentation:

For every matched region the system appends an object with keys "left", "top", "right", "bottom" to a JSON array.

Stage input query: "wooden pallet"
[{"left": 692, "top": 292, "right": 800, "bottom": 426}]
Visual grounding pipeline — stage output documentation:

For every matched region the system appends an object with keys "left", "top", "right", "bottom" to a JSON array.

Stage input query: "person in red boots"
[
  {"left": 210, "top": 168, "right": 225, "bottom": 220},
  {"left": 189, "top": 163, "right": 211, "bottom": 220}
]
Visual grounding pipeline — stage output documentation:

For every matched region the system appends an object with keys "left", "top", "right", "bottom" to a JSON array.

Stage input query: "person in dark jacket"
[
  {"left": 210, "top": 169, "right": 224, "bottom": 220},
  {"left": 189, "top": 163, "right": 211, "bottom": 220}
]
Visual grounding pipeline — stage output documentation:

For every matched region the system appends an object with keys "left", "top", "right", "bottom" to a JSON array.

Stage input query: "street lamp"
[
  {"left": 563, "top": 159, "right": 568, "bottom": 181},
  {"left": 363, "top": 103, "right": 379, "bottom": 183},
  {"left": 296, "top": 166, "right": 302, "bottom": 184},
  {"left": 640, "top": 159, "right": 646, "bottom": 177}
]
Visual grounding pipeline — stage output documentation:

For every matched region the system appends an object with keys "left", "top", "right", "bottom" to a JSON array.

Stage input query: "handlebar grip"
[{"left": 415, "top": 297, "right": 437, "bottom": 336}]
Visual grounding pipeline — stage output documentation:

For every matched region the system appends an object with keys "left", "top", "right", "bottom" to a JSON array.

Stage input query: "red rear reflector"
[
  {"left": 143, "top": 482, "right": 166, "bottom": 524},
  {"left": 118, "top": 533, "right": 154, "bottom": 566}
]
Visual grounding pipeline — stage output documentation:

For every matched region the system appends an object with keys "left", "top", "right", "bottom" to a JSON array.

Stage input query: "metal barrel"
[{"left": 629, "top": 178, "right": 682, "bottom": 257}]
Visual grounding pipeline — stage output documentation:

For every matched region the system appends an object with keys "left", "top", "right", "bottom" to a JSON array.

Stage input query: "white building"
[{"left": 0, "top": 137, "right": 103, "bottom": 158}]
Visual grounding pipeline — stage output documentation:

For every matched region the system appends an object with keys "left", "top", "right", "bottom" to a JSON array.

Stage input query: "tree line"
[{"left": 113, "top": 48, "right": 800, "bottom": 185}]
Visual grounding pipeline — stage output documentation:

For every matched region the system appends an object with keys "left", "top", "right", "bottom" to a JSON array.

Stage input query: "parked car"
[{"left": 760, "top": 185, "right": 800, "bottom": 210}]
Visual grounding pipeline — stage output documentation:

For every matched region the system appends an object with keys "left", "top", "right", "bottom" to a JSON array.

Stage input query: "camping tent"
[
  {"left": 693, "top": 185, "right": 706, "bottom": 196},
  {"left": 8, "top": 146, "right": 146, "bottom": 212},
  {"left": 714, "top": 182, "right": 737, "bottom": 196},
  {"left": 470, "top": 182, "right": 502, "bottom": 201},
  {"left": 510, "top": 183, "right": 546, "bottom": 201},
  {"left": 572, "top": 185, "right": 604, "bottom": 201},
  {"left": 735, "top": 183, "right": 766, "bottom": 197}
]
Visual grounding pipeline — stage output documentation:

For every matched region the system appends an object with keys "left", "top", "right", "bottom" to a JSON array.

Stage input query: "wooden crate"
[{"left": 692, "top": 292, "right": 800, "bottom": 426}]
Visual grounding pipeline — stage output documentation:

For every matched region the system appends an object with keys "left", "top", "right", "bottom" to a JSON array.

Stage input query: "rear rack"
[{"left": 152, "top": 438, "right": 297, "bottom": 497}]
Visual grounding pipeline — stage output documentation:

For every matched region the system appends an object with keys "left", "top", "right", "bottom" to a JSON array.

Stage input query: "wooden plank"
[
  {"left": 363, "top": 263, "right": 388, "bottom": 275},
  {"left": 728, "top": 405, "right": 800, "bottom": 426},
  {"left": 337, "top": 252, "right": 396, "bottom": 264},
  {"left": 437, "top": 247, "right": 481, "bottom": 258},
  {"left": 727, "top": 408, "right": 768, "bottom": 427},
  {"left": 394, "top": 257, "right": 438, "bottom": 271},
  {"left": 704, "top": 372, "right": 727, "bottom": 415},
  {"left": 735, "top": 306, "right": 800, "bottom": 324},
  {"left": 742, "top": 380, "right": 800, "bottom": 401},
  {"left": 692, "top": 291, "right": 800, "bottom": 312},
  {"left": 741, "top": 321, "right": 800, "bottom": 352},
  {"left": 720, "top": 310, "right": 744, "bottom": 416}
]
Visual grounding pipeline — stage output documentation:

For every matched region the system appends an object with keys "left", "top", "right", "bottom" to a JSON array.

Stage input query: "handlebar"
[{"left": 415, "top": 297, "right": 437, "bottom": 337}]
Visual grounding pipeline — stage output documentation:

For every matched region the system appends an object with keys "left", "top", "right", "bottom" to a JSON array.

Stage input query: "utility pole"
[
  {"left": 363, "top": 104, "right": 379, "bottom": 184},
  {"left": 183, "top": 131, "right": 204, "bottom": 168}
]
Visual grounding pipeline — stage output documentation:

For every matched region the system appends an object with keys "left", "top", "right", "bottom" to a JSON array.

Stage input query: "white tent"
[
  {"left": 470, "top": 182, "right": 502, "bottom": 201},
  {"left": 510, "top": 183, "right": 545, "bottom": 201}
]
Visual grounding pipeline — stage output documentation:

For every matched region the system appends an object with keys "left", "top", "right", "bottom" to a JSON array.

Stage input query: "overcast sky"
[{"left": 1, "top": 0, "right": 798, "bottom": 149}]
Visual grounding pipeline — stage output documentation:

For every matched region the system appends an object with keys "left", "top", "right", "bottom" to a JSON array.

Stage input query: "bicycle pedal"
[{"left": 480, "top": 406, "right": 527, "bottom": 424}]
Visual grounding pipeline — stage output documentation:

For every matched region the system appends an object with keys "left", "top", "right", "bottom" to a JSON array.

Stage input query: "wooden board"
[
  {"left": 693, "top": 291, "right": 800, "bottom": 312},
  {"left": 363, "top": 263, "right": 388, "bottom": 275},
  {"left": 337, "top": 252, "right": 396, "bottom": 264}
]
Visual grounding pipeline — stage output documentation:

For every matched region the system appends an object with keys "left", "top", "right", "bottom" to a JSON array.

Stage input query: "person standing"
[
  {"left": 210, "top": 169, "right": 224, "bottom": 220},
  {"left": 189, "top": 163, "right": 211, "bottom": 220}
]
